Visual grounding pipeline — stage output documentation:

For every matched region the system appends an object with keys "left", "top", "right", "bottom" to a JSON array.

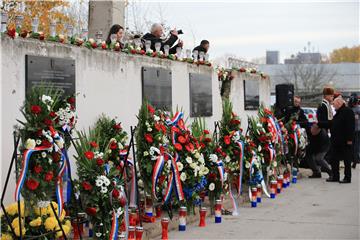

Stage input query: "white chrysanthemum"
[
  {"left": 25, "top": 138, "right": 36, "bottom": 150},
  {"left": 41, "top": 152, "right": 47, "bottom": 158},
  {"left": 186, "top": 157, "right": 192, "bottom": 164},
  {"left": 41, "top": 95, "right": 53, "bottom": 104},
  {"left": 100, "top": 187, "right": 108, "bottom": 194},
  {"left": 209, "top": 154, "right": 218, "bottom": 163},
  {"left": 95, "top": 178, "right": 103, "bottom": 187},
  {"left": 225, "top": 156, "right": 231, "bottom": 163},
  {"left": 177, "top": 162, "right": 183, "bottom": 171},
  {"left": 180, "top": 172, "right": 187, "bottom": 181},
  {"left": 245, "top": 161, "right": 251, "bottom": 169},
  {"left": 154, "top": 115, "right": 160, "bottom": 121},
  {"left": 190, "top": 162, "right": 197, "bottom": 169},
  {"left": 209, "top": 183, "right": 215, "bottom": 191},
  {"left": 147, "top": 128, "right": 152, "bottom": 132},
  {"left": 162, "top": 136, "right": 169, "bottom": 144},
  {"left": 143, "top": 151, "right": 149, "bottom": 156}
]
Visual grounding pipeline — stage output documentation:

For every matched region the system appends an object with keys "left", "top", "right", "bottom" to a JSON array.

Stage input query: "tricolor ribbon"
[
  {"left": 216, "top": 160, "right": 225, "bottom": 187},
  {"left": 109, "top": 211, "right": 119, "bottom": 240},
  {"left": 248, "top": 151, "right": 270, "bottom": 199},
  {"left": 267, "top": 115, "right": 278, "bottom": 143},
  {"left": 151, "top": 154, "right": 165, "bottom": 200},
  {"left": 163, "top": 153, "right": 185, "bottom": 203},
  {"left": 165, "top": 112, "right": 183, "bottom": 126}
]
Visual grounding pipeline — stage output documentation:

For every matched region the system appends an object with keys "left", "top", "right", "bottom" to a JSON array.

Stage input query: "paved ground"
[{"left": 168, "top": 167, "right": 359, "bottom": 240}]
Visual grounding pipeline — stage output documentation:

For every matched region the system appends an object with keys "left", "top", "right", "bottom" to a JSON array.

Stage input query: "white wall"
[{"left": 0, "top": 36, "right": 270, "bottom": 204}]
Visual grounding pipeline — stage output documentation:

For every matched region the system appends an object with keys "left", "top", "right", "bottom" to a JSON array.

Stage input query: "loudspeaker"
[{"left": 275, "top": 84, "right": 294, "bottom": 109}]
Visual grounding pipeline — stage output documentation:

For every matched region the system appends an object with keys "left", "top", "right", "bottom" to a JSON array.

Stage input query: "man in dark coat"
[
  {"left": 285, "top": 96, "right": 309, "bottom": 130},
  {"left": 142, "top": 23, "right": 183, "bottom": 54},
  {"left": 192, "top": 40, "right": 210, "bottom": 59},
  {"left": 326, "top": 97, "right": 355, "bottom": 183}
]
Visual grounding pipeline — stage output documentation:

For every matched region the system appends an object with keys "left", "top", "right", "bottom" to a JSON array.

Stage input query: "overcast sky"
[{"left": 127, "top": 0, "right": 359, "bottom": 62}]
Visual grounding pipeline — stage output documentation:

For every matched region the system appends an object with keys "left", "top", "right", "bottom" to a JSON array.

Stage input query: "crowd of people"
[
  {"left": 105, "top": 23, "right": 210, "bottom": 57},
  {"left": 287, "top": 88, "right": 359, "bottom": 184}
]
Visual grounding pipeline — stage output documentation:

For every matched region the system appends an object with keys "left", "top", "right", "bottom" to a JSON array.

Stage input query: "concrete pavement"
[{"left": 167, "top": 168, "right": 360, "bottom": 239}]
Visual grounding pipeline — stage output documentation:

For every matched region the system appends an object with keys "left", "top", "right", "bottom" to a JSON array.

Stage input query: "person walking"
[{"left": 326, "top": 97, "right": 355, "bottom": 183}]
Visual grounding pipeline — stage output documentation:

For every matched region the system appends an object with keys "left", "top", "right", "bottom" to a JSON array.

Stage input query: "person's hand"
[
  {"left": 178, "top": 40, "right": 184, "bottom": 47},
  {"left": 347, "top": 141, "right": 353, "bottom": 145},
  {"left": 170, "top": 29, "right": 178, "bottom": 37}
]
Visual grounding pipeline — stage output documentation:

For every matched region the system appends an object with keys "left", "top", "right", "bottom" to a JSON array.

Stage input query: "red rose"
[
  {"left": 86, "top": 207, "right": 97, "bottom": 216},
  {"left": 185, "top": 143, "right": 194, "bottom": 152},
  {"left": 49, "top": 111, "right": 57, "bottom": 118},
  {"left": 90, "top": 141, "right": 98, "bottom": 148},
  {"left": 96, "top": 158, "right": 104, "bottom": 166},
  {"left": 208, "top": 173, "right": 217, "bottom": 181},
  {"left": 119, "top": 195, "right": 127, "bottom": 207},
  {"left": 144, "top": 134, "right": 153, "bottom": 143},
  {"left": 91, "top": 42, "right": 98, "bottom": 49},
  {"left": 224, "top": 135, "right": 231, "bottom": 145},
  {"left": 177, "top": 136, "right": 186, "bottom": 144},
  {"left": 204, "top": 137, "right": 212, "bottom": 143},
  {"left": 84, "top": 151, "right": 94, "bottom": 160},
  {"left": 174, "top": 143, "right": 182, "bottom": 151},
  {"left": 31, "top": 105, "right": 42, "bottom": 114},
  {"left": 109, "top": 141, "right": 118, "bottom": 150},
  {"left": 43, "top": 118, "right": 53, "bottom": 126},
  {"left": 239, "top": 67, "right": 246, "bottom": 73},
  {"left": 113, "top": 123, "right": 122, "bottom": 131},
  {"left": 230, "top": 119, "right": 241, "bottom": 125},
  {"left": 147, "top": 104, "right": 155, "bottom": 114},
  {"left": 67, "top": 97, "right": 76, "bottom": 104},
  {"left": 33, "top": 165, "right": 43, "bottom": 174},
  {"left": 112, "top": 189, "right": 120, "bottom": 198},
  {"left": 140, "top": 50, "right": 145, "bottom": 55},
  {"left": 44, "top": 171, "right": 54, "bottom": 182},
  {"left": 203, "top": 130, "right": 210, "bottom": 135},
  {"left": 26, "top": 178, "right": 39, "bottom": 190},
  {"left": 42, "top": 140, "right": 52, "bottom": 148},
  {"left": 82, "top": 181, "right": 92, "bottom": 191}
]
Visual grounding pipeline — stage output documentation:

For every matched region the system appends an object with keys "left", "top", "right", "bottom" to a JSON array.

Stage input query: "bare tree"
[{"left": 277, "top": 64, "right": 337, "bottom": 94}]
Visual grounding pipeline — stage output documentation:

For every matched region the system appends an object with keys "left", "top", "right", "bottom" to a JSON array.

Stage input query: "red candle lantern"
[
  {"left": 145, "top": 196, "right": 153, "bottom": 217},
  {"left": 251, "top": 187, "right": 258, "bottom": 207},
  {"left": 270, "top": 180, "right": 277, "bottom": 198},
  {"left": 161, "top": 218, "right": 169, "bottom": 240},
  {"left": 256, "top": 184, "right": 262, "bottom": 203},
  {"left": 214, "top": 200, "right": 222, "bottom": 223},
  {"left": 135, "top": 226, "right": 144, "bottom": 240},
  {"left": 178, "top": 206, "right": 187, "bottom": 231},
  {"left": 128, "top": 226, "right": 135, "bottom": 240},
  {"left": 129, "top": 211, "right": 137, "bottom": 227},
  {"left": 199, "top": 207, "right": 207, "bottom": 227},
  {"left": 283, "top": 173, "right": 288, "bottom": 188},
  {"left": 277, "top": 175, "right": 283, "bottom": 194}
]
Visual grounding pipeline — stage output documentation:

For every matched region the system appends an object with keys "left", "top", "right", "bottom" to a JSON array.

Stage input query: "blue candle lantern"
[
  {"left": 292, "top": 168, "right": 298, "bottom": 184},
  {"left": 251, "top": 187, "right": 258, "bottom": 208}
]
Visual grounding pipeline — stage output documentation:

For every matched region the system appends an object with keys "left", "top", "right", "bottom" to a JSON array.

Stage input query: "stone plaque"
[
  {"left": 244, "top": 80, "right": 260, "bottom": 110},
  {"left": 189, "top": 73, "right": 212, "bottom": 117},
  {"left": 25, "top": 55, "right": 75, "bottom": 97},
  {"left": 142, "top": 67, "right": 172, "bottom": 110}
]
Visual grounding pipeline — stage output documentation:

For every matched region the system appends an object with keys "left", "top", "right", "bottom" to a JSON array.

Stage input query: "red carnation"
[
  {"left": 82, "top": 181, "right": 92, "bottom": 191},
  {"left": 185, "top": 143, "right": 194, "bottom": 152},
  {"left": 44, "top": 171, "right": 54, "bottom": 182},
  {"left": 130, "top": 49, "right": 137, "bottom": 54},
  {"left": 110, "top": 141, "right": 118, "bottom": 150},
  {"left": 25, "top": 178, "right": 39, "bottom": 191},
  {"left": 230, "top": 119, "right": 241, "bottom": 125},
  {"left": 86, "top": 207, "right": 97, "bottom": 216},
  {"left": 208, "top": 173, "right": 217, "bottom": 181},
  {"left": 67, "top": 97, "right": 76, "bottom": 104},
  {"left": 84, "top": 151, "right": 94, "bottom": 160},
  {"left": 49, "top": 111, "right": 57, "bottom": 118},
  {"left": 31, "top": 105, "right": 42, "bottom": 115},
  {"left": 144, "top": 134, "right": 153, "bottom": 143},
  {"left": 171, "top": 126, "right": 181, "bottom": 133},
  {"left": 112, "top": 189, "right": 120, "bottom": 199},
  {"left": 43, "top": 118, "right": 53, "bottom": 126},
  {"left": 147, "top": 104, "right": 155, "bottom": 114},
  {"left": 203, "top": 130, "right": 210, "bottom": 135},
  {"left": 96, "top": 158, "right": 104, "bottom": 166},
  {"left": 90, "top": 141, "right": 98, "bottom": 148},
  {"left": 224, "top": 135, "right": 231, "bottom": 145},
  {"left": 177, "top": 136, "right": 186, "bottom": 144},
  {"left": 113, "top": 123, "right": 122, "bottom": 131},
  {"left": 204, "top": 137, "right": 212, "bottom": 143},
  {"left": 174, "top": 143, "right": 182, "bottom": 151},
  {"left": 33, "top": 165, "right": 43, "bottom": 174},
  {"left": 41, "top": 140, "right": 52, "bottom": 148},
  {"left": 119, "top": 195, "right": 127, "bottom": 207}
]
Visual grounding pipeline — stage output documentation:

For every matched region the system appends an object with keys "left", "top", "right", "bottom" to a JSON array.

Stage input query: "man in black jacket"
[
  {"left": 192, "top": 40, "right": 210, "bottom": 59},
  {"left": 327, "top": 97, "right": 355, "bottom": 183},
  {"left": 142, "top": 23, "right": 183, "bottom": 54}
]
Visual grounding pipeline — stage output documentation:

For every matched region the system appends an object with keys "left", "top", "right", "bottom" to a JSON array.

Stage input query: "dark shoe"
[
  {"left": 326, "top": 177, "right": 339, "bottom": 182},
  {"left": 339, "top": 179, "right": 351, "bottom": 184},
  {"left": 309, "top": 172, "right": 322, "bottom": 178},
  {"left": 352, "top": 163, "right": 357, "bottom": 169}
]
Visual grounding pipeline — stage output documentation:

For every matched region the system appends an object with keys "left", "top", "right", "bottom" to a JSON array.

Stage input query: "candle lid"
[
  {"left": 161, "top": 217, "right": 169, "bottom": 222},
  {"left": 128, "top": 226, "right": 135, "bottom": 230},
  {"left": 136, "top": 226, "right": 143, "bottom": 231},
  {"left": 201, "top": 207, "right": 207, "bottom": 211},
  {"left": 180, "top": 206, "right": 187, "bottom": 211},
  {"left": 215, "top": 199, "right": 222, "bottom": 204}
]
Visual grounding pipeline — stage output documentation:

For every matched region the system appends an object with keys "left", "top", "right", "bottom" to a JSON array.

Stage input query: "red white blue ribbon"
[
  {"left": 163, "top": 153, "right": 184, "bottom": 203},
  {"left": 216, "top": 160, "right": 225, "bottom": 187},
  {"left": 151, "top": 155, "right": 165, "bottom": 200},
  {"left": 267, "top": 116, "right": 277, "bottom": 143},
  {"left": 166, "top": 112, "right": 183, "bottom": 126},
  {"left": 109, "top": 211, "right": 119, "bottom": 240}
]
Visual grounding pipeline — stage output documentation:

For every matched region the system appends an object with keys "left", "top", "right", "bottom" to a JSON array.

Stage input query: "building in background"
[
  {"left": 266, "top": 51, "right": 280, "bottom": 64},
  {"left": 284, "top": 52, "right": 322, "bottom": 64}
]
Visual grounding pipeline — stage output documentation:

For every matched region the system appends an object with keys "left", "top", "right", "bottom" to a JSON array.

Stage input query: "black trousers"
[
  {"left": 353, "top": 131, "right": 360, "bottom": 164},
  {"left": 330, "top": 145, "right": 353, "bottom": 180}
]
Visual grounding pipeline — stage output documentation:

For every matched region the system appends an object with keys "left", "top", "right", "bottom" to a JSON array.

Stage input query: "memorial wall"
[{"left": 0, "top": 36, "right": 270, "bottom": 204}]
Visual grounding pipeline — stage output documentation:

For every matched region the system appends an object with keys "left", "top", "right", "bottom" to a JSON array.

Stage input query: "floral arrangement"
[
  {"left": 286, "top": 120, "right": 307, "bottom": 166},
  {"left": 1, "top": 201, "right": 70, "bottom": 239},
  {"left": 15, "top": 86, "right": 76, "bottom": 211},
  {"left": 74, "top": 115, "right": 128, "bottom": 239},
  {"left": 166, "top": 112, "right": 209, "bottom": 211},
  {"left": 218, "top": 100, "right": 245, "bottom": 201},
  {"left": 135, "top": 103, "right": 170, "bottom": 202}
]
